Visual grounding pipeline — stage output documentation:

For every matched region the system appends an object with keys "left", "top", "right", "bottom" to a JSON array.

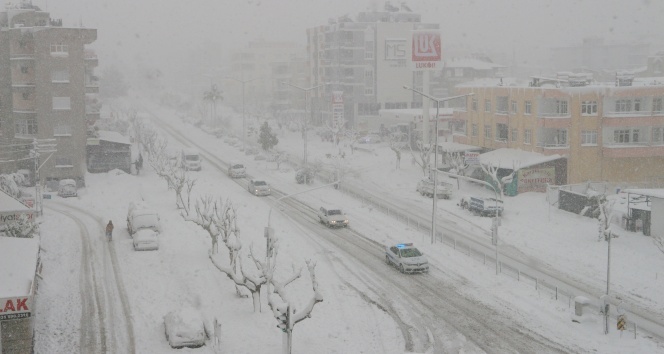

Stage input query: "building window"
[
  {"left": 581, "top": 130, "right": 598, "bottom": 145},
  {"left": 634, "top": 99, "right": 641, "bottom": 112},
  {"left": 15, "top": 119, "right": 37, "bottom": 135},
  {"left": 524, "top": 129, "right": 532, "bottom": 144},
  {"left": 54, "top": 124, "right": 72, "bottom": 136},
  {"left": 654, "top": 98, "right": 663, "bottom": 113},
  {"left": 484, "top": 124, "right": 491, "bottom": 139},
  {"left": 55, "top": 157, "right": 73, "bottom": 167},
  {"left": 21, "top": 65, "right": 29, "bottom": 74},
  {"left": 472, "top": 98, "right": 477, "bottom": 111},
  {"left": 511, "top": 100, "right": 517, "bottom": 114},
  {"left": 511, "top": 128, "right": 518, "bottom": 142},
  {"left": 496, "top": 96, "right": 508, "bottom": 113},
  {"left": 615, "top": 99, "right": 632, "bottom": 112},
  {"left": 496, "top": 123, "right": 508, "bottom": 142},
  {"left": 614, "top": 129, "right": 630, "bottom": 143},
  {"left": 22, "top": 92, "right": 31, "bottom": 100},
  {"left": 50, "top": 43, "right": 69, "bottom": 56},
  {"left": 556, "top": 100, "right": 568, "bottom": 115},
  {"left": 581, "top": 101, "right": 597, "bottom": 115},
  {"left": 653, "top": 127, "right": 664, "bottom": 144},
  {"left": 364, "top": 70, "right": 374, "bottom": 95},
  {"left": 52, "top": 97, "right": 71, "bottom": 110},
  {"left": 524, "top": 101, "right": 532, "bottom": 115},
  {"left": 472, "top": 124, "right": 478, "bottom": 137},
  {"left": 51, "top": 70, "right": 70, "bottom": 83},
  {"left": 556, "top": 130, "right": 568, "bottom": 145},
  {"left": 484, "top": 99, "right": 491, "bottom": 113}
]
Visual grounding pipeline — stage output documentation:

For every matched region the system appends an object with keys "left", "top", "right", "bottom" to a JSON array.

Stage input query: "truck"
[
  {"left": 466, "top": 196, "right": 504, "bottom": 217},
  {"left": 317, "top": 207, "right": 349, "bottom": 228},
  {"left": 416, "top": 178, "right": 453, "bottom": 199}
]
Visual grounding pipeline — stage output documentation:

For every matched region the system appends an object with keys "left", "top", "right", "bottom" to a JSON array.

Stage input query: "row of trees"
[{"left": 136, "top": 118, "right": 321, "bottom": 353}]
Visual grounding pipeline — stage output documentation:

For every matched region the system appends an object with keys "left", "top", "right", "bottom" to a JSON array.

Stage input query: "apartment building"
[
  {"left": 453, "top": 76, "right": 664, "bottom": 185},
  {"left": 0, "top": 2, "right": 97, "bottom": 187},
  {"left": 307, "top": 7, "right": 439, "bottom": 131}
]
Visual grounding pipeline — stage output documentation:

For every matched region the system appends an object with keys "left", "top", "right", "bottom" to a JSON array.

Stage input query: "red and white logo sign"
[
  {"left": 0, "top": 297, "right": 31, "bottom": 321},
  {"left": 332, "top": 91, "right": 344, "bottom": 104},
  {"left": 410, "top": 31, "right": 442, "bottom": 71}
]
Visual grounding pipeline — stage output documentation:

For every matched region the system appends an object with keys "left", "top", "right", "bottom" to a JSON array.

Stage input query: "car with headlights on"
[
  {"left": 228, "top": 162, "right": 246, "bottom": 178},
  {"left": 248, "top": 179, "right": 271, "bottom": 196},
  {"left": 317, "top": 207, "right": 349, "bottom": 228},
  {"left": 385, "top": 243, "right": 429, "bottom": 273}
]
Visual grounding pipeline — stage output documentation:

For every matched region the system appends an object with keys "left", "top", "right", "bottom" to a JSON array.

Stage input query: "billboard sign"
[
  {"left": 384, "top": 39, "right": 407, "bottom": 60},
  {"left": 464, "top": 152, "right": 479, "bottom": 165},
  {"left": 517, "top": 167, "right": 555, "bottom": 193},
  {"left": 409, "top": 31, "right": 441, "bottom": 71},
  {"left": 0, "top": 296, "right": 32, "bottom": 321}
]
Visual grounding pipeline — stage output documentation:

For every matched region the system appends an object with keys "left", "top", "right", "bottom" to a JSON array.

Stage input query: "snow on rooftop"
[
  {"left": 97, "top": 130, "right": 131, "bottom": 145},
  {"left": 444, "top": 57, "right": 506, "bottom": 70},
  {"left": 479, "top": 148, "right": 564, "bottom": 170},
  {"left": 623, "top": 188, "right": 664, "bottom": 199},
  {"left": 0, "top": 236, "right": 40, "bottom": 298},
  {"left": 435, "top": 141, "right": 482, "bottom": 152}
]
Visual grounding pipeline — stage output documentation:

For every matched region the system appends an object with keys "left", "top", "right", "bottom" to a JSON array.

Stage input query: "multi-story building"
[
  {"left": 0, "top": 2, "right": 97, "bottom": 187},
  {"left": 307, "top": 7, "right": 439, "bottom": 131},
  {"left": 453, "top": 76, "right": 664, "bottom": 185}
]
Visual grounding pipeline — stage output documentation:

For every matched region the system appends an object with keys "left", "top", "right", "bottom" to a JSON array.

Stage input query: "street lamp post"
[
  {"left": 281, "top": 82, "right": 328, "bottom": 171},
  {"left": 402, "top": 86, "right": 474, "bottom": 244},
  {"left": 225, "top": 77, "right": 261, "bottom": 152},
  {"left": 436, "top": 170, "right": 502, "bottom": 275}
]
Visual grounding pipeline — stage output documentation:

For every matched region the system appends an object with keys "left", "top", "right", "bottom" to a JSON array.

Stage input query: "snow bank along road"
[
  {"left": 42, "top": 203, "right": 136, "bottom": 354},
  {"left": 155, "top": 114, "right": 575, "bottom": 353}
]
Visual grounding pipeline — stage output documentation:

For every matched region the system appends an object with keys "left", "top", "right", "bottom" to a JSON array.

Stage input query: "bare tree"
[
  {"left": 480, "top": 161, "right": 519, "bottom": 199},
  {"left": 387, "top": 132, "right": 408, "bottom": 169},
  {"left": 409, "top": 140, "right": 432, "bottom": 176},
  {"left": 146, "top": 138, "right": 196, "bottom": 212},
  {"left": 268, "top": 258, "right": 323, "bottom": 354}
]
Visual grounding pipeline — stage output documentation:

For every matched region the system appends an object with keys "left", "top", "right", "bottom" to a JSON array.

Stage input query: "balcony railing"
[
  {"left": 603, "top": 110, "right": 653, "bottom": 117},
  {"left": 537, "top": 112, "right": 570, "bottom": 118},
  {"left": 537, "top": 141, "right": 569, "bottom": 149}
]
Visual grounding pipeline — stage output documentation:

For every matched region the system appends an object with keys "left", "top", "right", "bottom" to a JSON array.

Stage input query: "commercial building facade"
[{"left": 453, "top": 76, "right": 664, "bottom": 185}]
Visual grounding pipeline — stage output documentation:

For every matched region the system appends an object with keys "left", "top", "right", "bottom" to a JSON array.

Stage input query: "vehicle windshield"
[
  {"left": 185, "top": 155, "right": 199, "bottom": 161},
  {"left": 232, "top": 164, "right": 244, "bottom": 169},
  {"left": 400, "top": 248, "right": 422, "bottom": 258},
  {"left": 328, "top": 209, "right": 342, "bottom": 215},
  {"left": 253, "top": 181, "right": 266, "bottom": 186}
]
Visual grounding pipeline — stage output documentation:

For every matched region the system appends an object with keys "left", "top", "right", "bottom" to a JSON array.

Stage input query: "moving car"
[
  {"left": 57, "top": 179, "right": 78, "bottom": 198},
  {"left": 164, "top": 308, "right": 207, "bottom": 348},
  {"left": 466, "top": 196, "right": 504, "bottom": 217},
  {"left": 181, "top": 148, "right": 202, "bottom": 171},
  {"left": 132, "top": 229, "right": 159, "bottom": 251},
  {"left": 248, "top": 180, "right": 271, "bottom": 196},
  {"left": 358, "top": 134, "right": 382, "bottom": 144},
  {"left": 228, "top": 162, "right": 246, "bottom": 178},
  {"left": 317, "top": 207, "right": 349, "bottom": 228},
  {"left": 416, "top": 178, "right": 453, "bottom": 199},
  {"left": 385, "top": 243, "right": 429, "bottom": 273}
]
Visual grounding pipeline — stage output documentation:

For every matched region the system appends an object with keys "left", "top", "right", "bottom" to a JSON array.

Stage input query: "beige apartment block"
[
  {"left": 454, "top": 77, "right": 664, "bottom": 185},
  {"left": 0, "top": 3, "right": 97, "bottom": 188}
]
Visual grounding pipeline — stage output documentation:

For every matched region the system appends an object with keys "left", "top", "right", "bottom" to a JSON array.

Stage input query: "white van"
[{"left": 181, "top": 148, "right": 202, "bottom": 171}]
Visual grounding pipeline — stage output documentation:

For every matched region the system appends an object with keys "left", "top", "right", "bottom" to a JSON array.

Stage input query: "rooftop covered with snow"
[{"left": 0, "top": 236, "right": 40, "bottom": 298}]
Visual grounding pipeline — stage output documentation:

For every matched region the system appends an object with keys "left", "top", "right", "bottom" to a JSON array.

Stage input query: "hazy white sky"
[{"left": 6, "top": 0, "right": 664, "bottom": 84}]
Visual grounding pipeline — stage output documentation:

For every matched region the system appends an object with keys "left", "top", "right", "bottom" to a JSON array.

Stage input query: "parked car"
[
  {"left": 127, "top": 203, "right": 161, "bottom": 235},
  {"left": 358, "top": 134, "right": 382, "bottom": 144},
  {"left": 295, "top": 168, "right": 315, "bottom": 184},
  {"left": 181, "top": 148, "right": 202, "bottom": 171},
  {"left": 317, "top": 207, "right": 349, "bottom": 228},
  {"left": 164, "top": 308, "right": 207, "bottom": 349},
  {"left": 385, "top": 242, "right": 429, "bottom": 273},
  {"left": 463, "top": 196, "right": 504, "bottom": 217},
  {"left": 57, "top": 179, "right": 77, "bottom": 198},
  {"left": 228, "top": 162, "right": 246, "bottom": 178},
  {"left": 248, "top": 180, "right": 271, "bottom": 196},
  {"left": 416, "top": 178, "right": 453, "bottom": 199},
  {"left": 132, "top": 229, "right": 159, "bottom": 251}
]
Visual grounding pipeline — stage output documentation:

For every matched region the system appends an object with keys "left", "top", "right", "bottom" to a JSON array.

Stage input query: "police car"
[{"left": 385, "top": 243, "right": 429, "bottom": 273}]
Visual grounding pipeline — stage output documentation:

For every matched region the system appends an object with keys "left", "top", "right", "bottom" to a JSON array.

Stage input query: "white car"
[
  {"left": 248, "top": 180, "right": 271, "bottom": 196},
  {"left": 317, "top": 207, "right": 349, "bottom": 228},
  {"left": 132, "top": 229, "right": 159, "bottom": 251},
  {"left": 57, "top": 179, "right": 77, "bottom": 198},
  {"left": 164, "top": 308, "right": 207, "bottom": 348},
  {"left": 228, "top": 162, "right": 246, "bottom": 178},
  {"left": 385, "top": 243, "right": 429, "bottom": 273},
  {"left": 127, "top": 206, "right": 161, "bottom": 235},
  {"left": 181, "top": 148, "right": 202, "bottom": 171}
]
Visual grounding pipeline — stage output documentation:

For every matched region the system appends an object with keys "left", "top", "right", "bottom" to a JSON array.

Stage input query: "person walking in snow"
[{"left": 106, "top": 220, "right": 114, "bottom": 241}]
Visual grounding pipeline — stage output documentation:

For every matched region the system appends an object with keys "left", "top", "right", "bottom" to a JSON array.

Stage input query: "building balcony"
[
  {"left": 603, "top": 110, "right": 654, "bottom": 118},
  {"left": 537, "top": 112, "right": 571, "bottom": 119},
  {"left": 602, "top": 144, "right": 664, "bottom": 158}
]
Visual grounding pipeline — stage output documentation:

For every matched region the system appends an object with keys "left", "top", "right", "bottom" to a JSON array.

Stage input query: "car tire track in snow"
[
  {"left": 48, "top": 203, "right": 136, "bottom": 354},
  {"left": 276, "top": 195, "right": 574, "bottom": 353}
]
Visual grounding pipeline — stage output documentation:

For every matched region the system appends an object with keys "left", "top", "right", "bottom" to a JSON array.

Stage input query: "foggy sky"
[{"left": 5, "top": 0, "right": 664, "bottom": 86}]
